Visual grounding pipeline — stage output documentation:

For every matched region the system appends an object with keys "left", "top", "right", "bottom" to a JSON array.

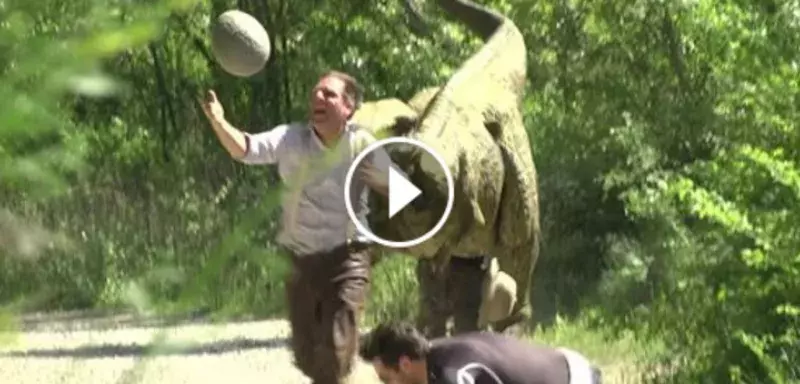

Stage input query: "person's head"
[
  {"left": 308, "top": 70, "right": 363, "bottom": 138},
  {"left": 359, "top": 321, "right": 431, "bottom": 384}
]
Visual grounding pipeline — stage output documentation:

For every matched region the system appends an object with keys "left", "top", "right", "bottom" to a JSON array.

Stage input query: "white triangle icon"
[{"left": 388, "top": 165, "right": 422, "bottom": 219}]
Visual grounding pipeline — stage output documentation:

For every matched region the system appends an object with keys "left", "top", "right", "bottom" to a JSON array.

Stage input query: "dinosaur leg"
[
  {"left": 491, "top": 239, "right": 538, "bottom": 334},
  {"left": 449, "top": 255, "right": 487, "bottom": 335},
  {"left": 490, "top": 114, "right": 540, "bottom": 334},
  {"left": 416, "top": 258, "right": 450, "bottom": 338}
]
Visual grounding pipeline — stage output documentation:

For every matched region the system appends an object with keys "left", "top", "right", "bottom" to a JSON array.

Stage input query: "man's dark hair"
[
  {"left": 322, "top": 70, "right": 363, "bottom": 113},
  {"left": 359, "top": 321, "right": 430, "bottom": 368}
]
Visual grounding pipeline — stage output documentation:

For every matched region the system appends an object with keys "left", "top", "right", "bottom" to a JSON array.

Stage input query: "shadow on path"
[
  {"left": 14, "top": 309, "right": 283, "bottom": 333},
  {"left": 0, "top": 336, "right": 290, "bottom": 359}
]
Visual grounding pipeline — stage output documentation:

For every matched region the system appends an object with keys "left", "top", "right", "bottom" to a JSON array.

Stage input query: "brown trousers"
[{"left": 285, "top": 243, "right": 371, "bottom": 384}]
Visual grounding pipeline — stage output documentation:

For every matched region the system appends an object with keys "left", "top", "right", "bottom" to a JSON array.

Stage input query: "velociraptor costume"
[{"left": 352, "top": 0, "right": 541, "bottom": 336}]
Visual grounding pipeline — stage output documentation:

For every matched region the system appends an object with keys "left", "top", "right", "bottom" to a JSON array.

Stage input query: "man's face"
[
  {"left": 371, "top": 357, "right": 423, "bottom": 384},
  {"left": 309, "top": 75, "right": 353, "bottom": 134}
]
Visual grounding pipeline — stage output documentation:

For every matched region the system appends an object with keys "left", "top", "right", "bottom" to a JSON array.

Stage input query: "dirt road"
[{"left": 0, "top": 311, "right": 380, "bottom": 384}]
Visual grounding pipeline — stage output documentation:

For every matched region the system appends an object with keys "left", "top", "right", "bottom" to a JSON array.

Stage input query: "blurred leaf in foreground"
[
  {"left": 66, "top": 72, "right": 123, "bottom": 98},
  {"left": 0, "top": 208, "right": 74, "bottom": 260},
  {"left": 0, "top": 0, "right": 203, "bottom": 352}
]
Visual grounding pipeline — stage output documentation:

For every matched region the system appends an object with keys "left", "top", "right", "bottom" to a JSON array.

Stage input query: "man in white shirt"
[{"left": 200, "top": 71, "right": 392, "bottom": 384}]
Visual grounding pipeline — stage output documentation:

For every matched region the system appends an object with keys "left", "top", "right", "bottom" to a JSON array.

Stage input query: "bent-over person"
[{"left": 360, "top": 321, "right": 602, "bottom": 384}]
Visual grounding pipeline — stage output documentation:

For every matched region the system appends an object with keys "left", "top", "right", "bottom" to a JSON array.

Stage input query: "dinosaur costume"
[{"left": 351, "top": 0, "right": 540, "bottom": 336}]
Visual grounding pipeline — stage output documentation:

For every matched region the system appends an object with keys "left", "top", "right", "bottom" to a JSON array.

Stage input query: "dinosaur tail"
[
  {"left": 433, "top": 0, "right": 527, "bottom": 103},
  {"left": 435, "top": 0, "right": 504, "bottom": 41}
]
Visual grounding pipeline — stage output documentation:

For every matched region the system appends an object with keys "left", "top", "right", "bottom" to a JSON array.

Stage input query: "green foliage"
[
  {"left": 531, "top": 312, "right": 669, "bottom": 383},
  {"left": 618, "top": 146, "right": 800, "bottom": 382},
  {"left": 511, "top": 0, "right": 800, "bottom": 381}
]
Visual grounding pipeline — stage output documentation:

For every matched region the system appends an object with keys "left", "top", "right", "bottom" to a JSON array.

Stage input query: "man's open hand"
[{"left": 199, "top": 90, "right": 225, "bottom": 125}]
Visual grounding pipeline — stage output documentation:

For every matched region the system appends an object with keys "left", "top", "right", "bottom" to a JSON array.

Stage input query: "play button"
[
  {"left": 344, "top": 137, "right": 454, "bottom": 249},
  {"left": 388, "top": 165, "right": 421, "bottom": 218}
]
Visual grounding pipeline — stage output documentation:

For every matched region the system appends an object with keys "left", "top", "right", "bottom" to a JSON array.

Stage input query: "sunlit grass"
[
  {"left": 529, "top": 313, "right": 667, "bottom": 383},
  {"left": 364, "top": 253, "right": 420, "bottom": 326}
]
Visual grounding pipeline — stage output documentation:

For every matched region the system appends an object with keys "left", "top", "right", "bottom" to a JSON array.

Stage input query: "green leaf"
[{"left": 66, "top": 72, "right": 120, "bottom": 97}]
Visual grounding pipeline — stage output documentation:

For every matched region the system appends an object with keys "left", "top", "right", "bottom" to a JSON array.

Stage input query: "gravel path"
[{"left": 0, "top": 311, "right": 381, "bottom": 384}]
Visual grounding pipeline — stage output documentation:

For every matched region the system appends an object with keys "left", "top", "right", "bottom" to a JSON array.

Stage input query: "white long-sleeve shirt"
[{"left": 239, "top": 121, "right": 390, "bottom": 256}]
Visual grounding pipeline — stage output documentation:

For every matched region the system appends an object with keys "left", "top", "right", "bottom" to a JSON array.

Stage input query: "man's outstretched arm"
[
  {"left": 236, "top": 126, "right": 290, "bottom": 165},
  {"left": 201, "top": 89, "right": 285, "bottom": 164},
  {"left": 209, "top": 118, "right": 248, "bottom": 159}
]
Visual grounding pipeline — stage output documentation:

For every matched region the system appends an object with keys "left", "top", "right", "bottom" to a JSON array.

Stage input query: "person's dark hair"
[
  {"left": 359, "top": 321, "right": 430, "bottom": 368},
  {"left": 322, "top": 70, "right": 363, "bottom": 114}
]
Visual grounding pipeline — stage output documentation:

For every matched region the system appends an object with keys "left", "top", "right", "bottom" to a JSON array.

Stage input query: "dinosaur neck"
[{"left": 435, "top": 0, "right": 503, "bottom": 40}]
